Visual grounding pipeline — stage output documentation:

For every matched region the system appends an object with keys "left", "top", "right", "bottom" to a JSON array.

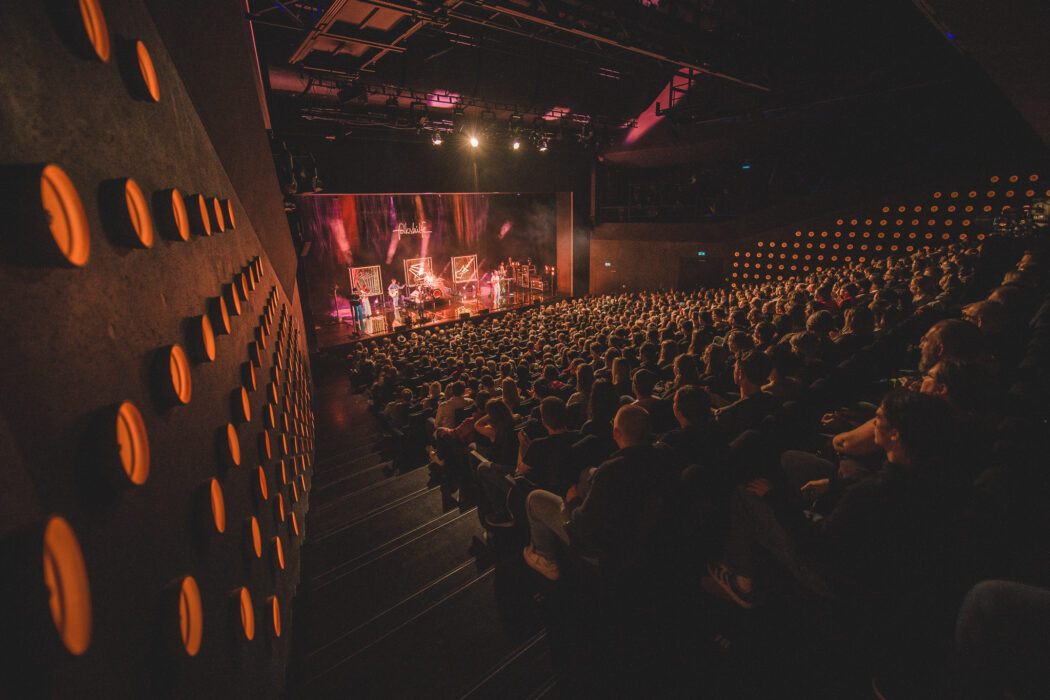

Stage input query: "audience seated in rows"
[{"left": 346, "top": 236, "right": 1050, "bottom": 697}]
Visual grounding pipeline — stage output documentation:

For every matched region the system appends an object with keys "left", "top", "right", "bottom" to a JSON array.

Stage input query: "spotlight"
[
  {"left": 469, "top": 135, "right": 479, "bottom": 148},
  {"left": 512, "top": 139, "right": 520, "bottom": 150},
  {"left": 431, "top": 132, "right": 443, "bottom": 145}
]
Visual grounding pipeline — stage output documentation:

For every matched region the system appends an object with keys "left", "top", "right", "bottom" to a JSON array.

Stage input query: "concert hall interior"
[{"left": 2, "top": 0, "right": 1050, "bottom": 698}]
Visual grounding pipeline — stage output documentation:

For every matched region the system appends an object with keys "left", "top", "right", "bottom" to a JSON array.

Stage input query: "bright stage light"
[
  {"left": 431, "top": 132, "right": 443, "bottom": 145},
  {"left": 469, "top": 136, "right": 479, "bottom": 148},
  {"left": 512, "top": 139, "right": 520, "bottom": 150}
]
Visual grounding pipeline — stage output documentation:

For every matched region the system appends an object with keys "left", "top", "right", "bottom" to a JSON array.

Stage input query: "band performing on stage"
[{"left": 329, "top": 256, "right": 556, "bottom": 342}]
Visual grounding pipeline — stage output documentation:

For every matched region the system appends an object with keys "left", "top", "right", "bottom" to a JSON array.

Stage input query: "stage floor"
[{"left": 313, "top": 288, "right": 555, "bottom": 350}]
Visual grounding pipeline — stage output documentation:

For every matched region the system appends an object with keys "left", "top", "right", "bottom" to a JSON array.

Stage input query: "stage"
[{"left": 313, "top": 286, "right": 557, "bottom": 350}]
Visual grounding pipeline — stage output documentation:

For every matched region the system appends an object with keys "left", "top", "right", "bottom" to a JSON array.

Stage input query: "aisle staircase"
[{"left": 290, "top": 371, "right": 557, "bottom": 699}]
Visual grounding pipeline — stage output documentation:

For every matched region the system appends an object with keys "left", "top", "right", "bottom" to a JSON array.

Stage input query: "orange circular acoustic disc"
[
  {"left": 209, "top": 479, "right": 225, "bottom": 533},
  {"left": 200, "top": 315, "right": 216, "bottom": 362},
  {"left": 237, "top": 587, "right": 254, "bottom": 641},
  {"left": 167, "top": 188, "right": 190, "bottom": 241},
  {"left": 135, "top": 41, "right": 160, "bottom": 102},
  {"left": 269, "top": 596, "right": 280, "bottom": 638},
  {"left": 248, "top": 517, "right": 262, "bottom": 558},
  {"left": 217, "top": 296, "right": 231, "bottom": 334},
  {"left": 226, "top": 423, "right": 241, "bottom": 466},
  {"left": 123, "top": 178, "right": 154, "bottom": 247},
  {"left": 178, "top": 576, "right": 203, "bottom": 656},
  {"left": 39, "top": 165, "right": 90, "bottom": 266},
  {"left": 239, "top": 387, "right": 251, "bottom": 423},
  {"left": 43, "top": 516, "right": 93, "bottom": 655},
  {"left": 211, "top": 198, "right": 225, "bottom": 232},
  {"left": 115, "top": 401, "right": 149, "bottom": 485},
  {"left": 186, "top": 194, "right": 211, "bottom": 236},
  {"left": 256, "top": 465, "right": 269, "bottom": 501},
  {"left": 272, "top": 536, "right": 285, "bottom": 570},
  {"left": 78, "top": 0, "right": 111, "bottom": 62},
  {"left": 169, "top": 344, "right": 192, "bottom": 403},
  {"left": 224, "top": 199, "right": 235, "bottom": 229}
]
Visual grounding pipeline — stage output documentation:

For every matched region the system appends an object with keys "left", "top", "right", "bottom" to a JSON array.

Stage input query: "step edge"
[
  {"left": 458, "top": 630, "right": 550, "bottom": 700},
  {"left": 305, "top": 561, "right": 492, "bottom": 678},
  {"left": 308, "top": 507, "right": 478, "bottom": 589}
]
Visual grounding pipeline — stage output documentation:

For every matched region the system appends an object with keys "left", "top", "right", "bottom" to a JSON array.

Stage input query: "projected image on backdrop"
[{"left": 297, "top": 192, "right": 556, "bottom": 324}]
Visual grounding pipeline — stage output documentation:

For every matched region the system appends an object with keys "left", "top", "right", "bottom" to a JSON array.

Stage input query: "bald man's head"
[{"left": 613, "top": 404, "right": 650, "bottom": 448}]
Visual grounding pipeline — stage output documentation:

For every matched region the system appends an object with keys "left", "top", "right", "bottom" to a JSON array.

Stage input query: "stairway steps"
[
  {"left": 301, "top": 511, "right": 487, "bottom": 654},
  {"left": 311, "top": 459, "right": 394, "bottom": 500},
  {"left": 528, "top": 679, "right": 559, "bottom": 699},
  {"left": 298, "top": 360, "right": 559, "bottom": 700},
  {"left": 315, "top": 441, "right": 383, "bottom": 467},
  {"left": 303, "top": 484, "right": 460, "bottom": 577},
  {"left": 307, "top": 468, "right": 433, "bottom": 537},
  {"left": 459, "top": 631, "right": 555, "bottom": 700},
  {"left": 302, "top": 566, "right": 545, "bottom": 699},
  {"left": 312, "top": 451, "right": 389, "bottom": 491},
  {"left": 302, "top": 560, "right": 484, "bottom": 682},
  {"left": 307, "top": 506, "right": 471, "bottom": 589}
]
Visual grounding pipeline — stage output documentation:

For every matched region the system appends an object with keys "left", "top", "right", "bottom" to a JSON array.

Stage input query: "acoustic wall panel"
[{"left": 0, "top": 2, "right": 313, "bottom": 698}]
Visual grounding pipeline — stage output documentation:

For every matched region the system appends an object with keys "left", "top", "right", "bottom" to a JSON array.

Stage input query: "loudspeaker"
[
  {"left": 478, "top": 309, "right": 490, "bottom": 316},
  {"left": 458, "top": 312, "right": 470, "bottom": 320}
]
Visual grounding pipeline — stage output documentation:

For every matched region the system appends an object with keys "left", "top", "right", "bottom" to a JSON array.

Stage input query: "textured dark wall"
[
  {"left": 0, "top": 1, "right": 311, "bottom": 697},
  {"left": 922, "top": 0, "right": 1050, "bottom": 149},
  {"left": 144, "top": 0, "right": 299, "bottom": 295},
  {"left": 589, "top": 236, "right": 731, "bottom": 294}
]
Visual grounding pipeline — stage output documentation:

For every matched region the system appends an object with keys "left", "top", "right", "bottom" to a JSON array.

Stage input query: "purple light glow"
[{"left": 427, "top": 90, "right": 461, "bottom": 109}]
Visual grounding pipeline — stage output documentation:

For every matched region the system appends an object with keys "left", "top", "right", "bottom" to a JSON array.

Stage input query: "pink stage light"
[
  {"left": 542, "top": 107, "right": 570, "bottom": 121},
  {"left": 427, "top": 90, "right": 461, "bottom": 109},
  {"left": 624, "top": 81, "right": 671, "bottom": 145}
]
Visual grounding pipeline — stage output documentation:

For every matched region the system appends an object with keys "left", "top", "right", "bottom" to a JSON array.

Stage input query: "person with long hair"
[
  {"left": 566, "top": 363, "right": 594, "bottom": 408},
  {"left": 611, "top": 357, "right": 633, "bottom": 399},
  {"left": 663, "top": 353, "right": 703, "bottom": 398},
  {"left": 500, "top": 376, "right": 522, "bottom": 416},
  {"left": 474, "top": 398, "right": 518, "bottom": 467}
]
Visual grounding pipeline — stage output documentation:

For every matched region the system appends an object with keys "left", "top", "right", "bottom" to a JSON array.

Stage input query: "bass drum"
[{"left": 431, "top": 287, "right": 443, "bottom": 299}]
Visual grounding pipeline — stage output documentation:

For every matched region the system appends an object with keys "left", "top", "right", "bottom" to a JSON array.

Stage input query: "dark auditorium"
[{"left": 4, "top": 0, "right": 1050, "bottom": 698}]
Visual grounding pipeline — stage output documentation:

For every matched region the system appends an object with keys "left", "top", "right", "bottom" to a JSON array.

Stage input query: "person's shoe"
[
  {"left": 702, "top": 561, "right": 756, "bottom": 609},
  {"left": 484, "top": 512, "right": 515, "bottom": 528},
  {"left": 523, "top": 545, "right": 561, "bottom": 581}
]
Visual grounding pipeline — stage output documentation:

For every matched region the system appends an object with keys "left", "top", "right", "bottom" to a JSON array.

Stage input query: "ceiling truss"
[{"left": 263, "top": 0, "right": 768, "bottom": 92}]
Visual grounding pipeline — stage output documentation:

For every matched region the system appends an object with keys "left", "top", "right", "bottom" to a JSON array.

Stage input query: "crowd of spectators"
[{"left": 347, "top": 235, "right": 1050, "bottom": 698}]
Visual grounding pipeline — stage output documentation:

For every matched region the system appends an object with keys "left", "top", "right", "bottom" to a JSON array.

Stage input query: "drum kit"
[{"left": 417, "top": 274, "right": 451, "bottom": 302}]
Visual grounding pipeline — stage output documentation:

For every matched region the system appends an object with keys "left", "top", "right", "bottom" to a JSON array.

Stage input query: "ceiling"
[{"left": 246, "top": 0, "right": 969, "bottom": 152}]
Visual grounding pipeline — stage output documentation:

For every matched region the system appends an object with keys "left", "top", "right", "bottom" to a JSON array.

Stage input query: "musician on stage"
[
  {"left": 491, "top": 269, "right": 502, "bottom": 306},
  {"left": 410, "top": 287, "right": 426, "bottom": 323},
  {"left": 388, "top": 278, "right": 402, "bottom": 308},
  {"left": 348, "top": 287, "right": 364, "bottom": 333}
]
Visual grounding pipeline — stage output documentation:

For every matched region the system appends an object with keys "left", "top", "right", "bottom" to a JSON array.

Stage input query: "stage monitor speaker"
[
  {"left": 478, "top": 309, "right": 490, "bottom": 316},
  {"left": 459, "top": 312, "right": 470, "bottom": 320}
]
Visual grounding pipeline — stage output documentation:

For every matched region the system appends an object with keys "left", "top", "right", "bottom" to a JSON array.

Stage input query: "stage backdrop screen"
[{"left": 297, "top": 192, "right": 556, "bottom": 322}]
